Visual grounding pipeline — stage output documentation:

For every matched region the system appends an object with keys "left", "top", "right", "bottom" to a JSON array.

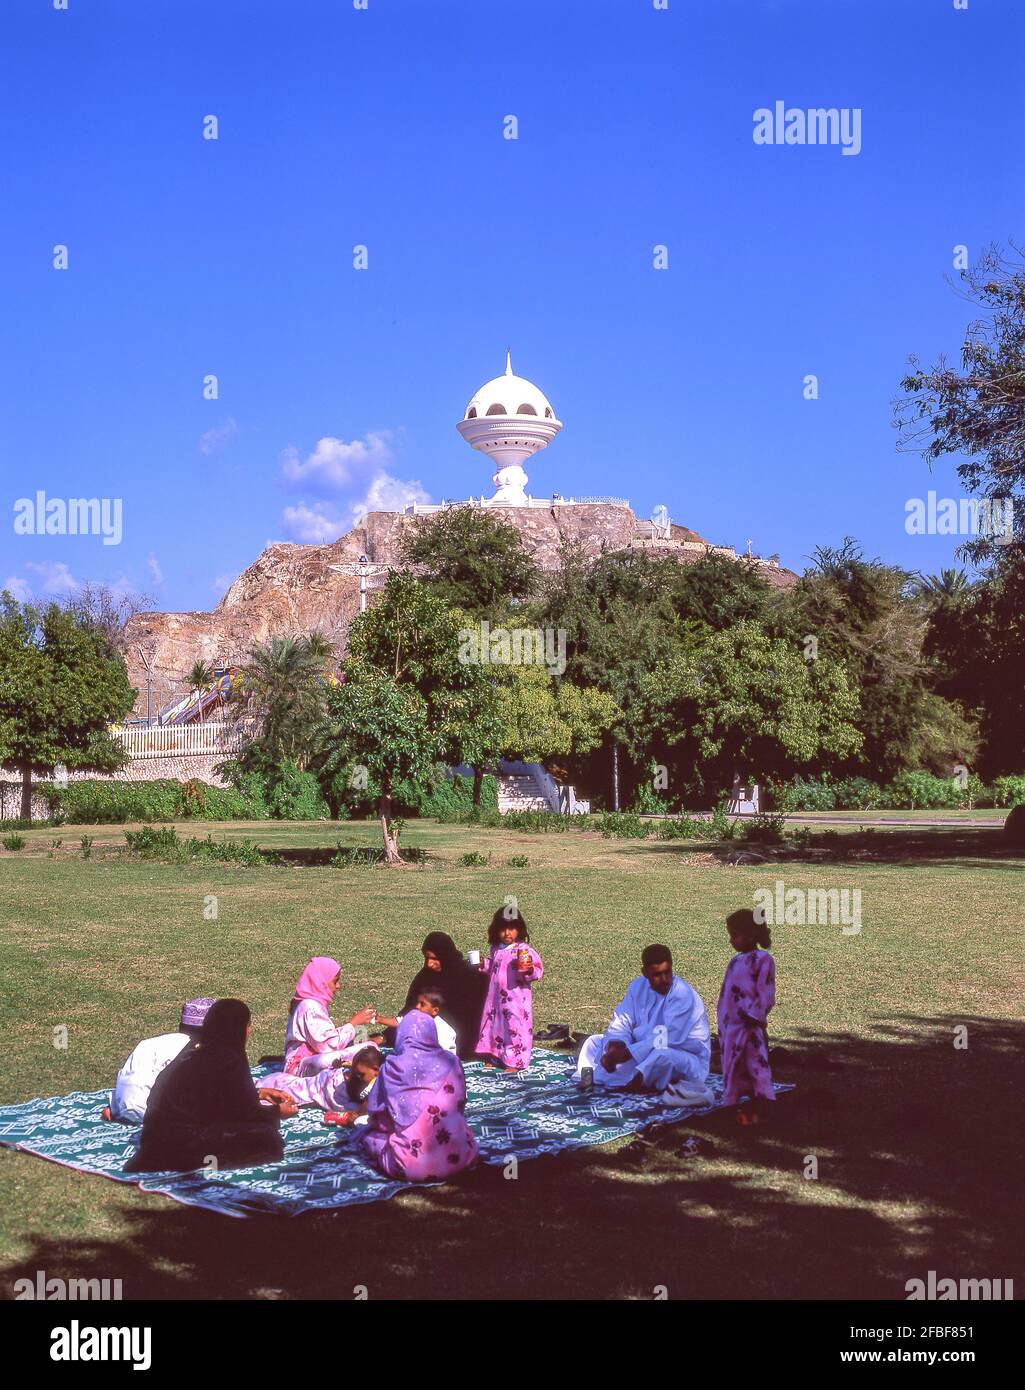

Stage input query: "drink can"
[
  {"left": 580, "top": 1066, "right": 594, "bottom": 1091},
  {"left": 517, "top": 947, "right": 532, "bottom": 971}
]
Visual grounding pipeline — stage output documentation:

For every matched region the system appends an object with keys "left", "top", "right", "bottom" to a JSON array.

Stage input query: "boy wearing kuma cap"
[{"left": 105, "top": 998, "right": 215, "bottom": 1124}]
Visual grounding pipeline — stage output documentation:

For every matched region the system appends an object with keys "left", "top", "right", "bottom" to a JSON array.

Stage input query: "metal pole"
[{"left": 612, "top": 741, "right": 620, "bottom": 812}]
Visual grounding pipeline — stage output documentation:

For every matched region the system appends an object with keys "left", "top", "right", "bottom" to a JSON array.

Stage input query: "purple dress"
[
  {"left": 716, "top": 948, "right": 776, "bottom": 1104},
  {"left": 476, "top": 943, "right": 544, "bottom": 1069},
  {"left": 359, "top": 1013, "right": 478, "bottom": 1181}
]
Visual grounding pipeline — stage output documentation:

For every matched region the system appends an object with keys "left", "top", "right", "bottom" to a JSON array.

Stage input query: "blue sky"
[{"left": 2, "top": 0, "right": 1022, "bottom": 613}]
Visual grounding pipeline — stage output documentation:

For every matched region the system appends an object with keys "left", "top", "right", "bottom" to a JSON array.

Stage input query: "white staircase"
[{"left": 497, "top": 771, "right": 551, "bottom": 813}]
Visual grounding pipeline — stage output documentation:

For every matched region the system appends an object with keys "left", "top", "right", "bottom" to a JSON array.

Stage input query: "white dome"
[{"left": 463, "top": 352, "right": 558, "bottom": 422}]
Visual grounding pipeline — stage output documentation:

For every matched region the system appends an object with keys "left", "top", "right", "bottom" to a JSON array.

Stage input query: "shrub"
[
  {"left": 39, "top": 777, "right": 265, "bottom": 824},
  {"left": 598, "top": 812, "right": 652, "bottom": 839},
  {"left": 123, "top": 825, "right": 264, "bottom": 866},
  {"left": 887, "top": 771, "right": 963, "bottom": 811},
  {"left": 507, "top": 854, "right": 530, "bottom": 867},
  {"left": 1003, "top": 804, "right": 1025, "bottom": 851},
  {"left": 738, "top": 812, "right": 787, "bottom": 844},
  {"left": 656, "top": 815, "right": 705, "bottom": 840},
  {"left": 992, "top": 775, "right": 1025, "bottom": 808},
  {"left": 709, "top": 804, "right": 736, "bottom": 841},
  {"left": 2, "top": 833, "right": 26, "bottom": 851},
  {"left": 264, "top": 762, "right": 330, "bottom": 821},
  {"left": 632, "top": 780, "right": 671, "bottom": 816},
  {"left": 771, "top": 778, "right": 836, "bottom": 813},
  {"left": 461, "top": 851, "right": 491, "bottom": 867},
  {"left": 79, "top": 834, "right": 94, "bottom": 859},
  {"left": 833, "top": 777, "right": 884, "bottom": 811}
]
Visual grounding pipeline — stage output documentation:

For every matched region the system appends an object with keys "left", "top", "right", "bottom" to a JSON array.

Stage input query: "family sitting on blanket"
[{"left": 110, "top": 903, "right": 776, "bottom": 1178}]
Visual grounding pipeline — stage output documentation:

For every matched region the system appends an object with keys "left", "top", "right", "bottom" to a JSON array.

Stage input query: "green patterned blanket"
[{"left": 0, "top": 1050, "right": 791, "bottom": 1217}]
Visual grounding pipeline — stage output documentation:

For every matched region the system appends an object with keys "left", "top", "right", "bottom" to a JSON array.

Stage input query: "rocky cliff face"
[{"left": 121, "top": 504, "right": 797, "bottom": 717}]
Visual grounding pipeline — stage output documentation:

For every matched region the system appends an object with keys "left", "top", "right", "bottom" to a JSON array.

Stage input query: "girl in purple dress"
[
  {"left": 716, "top": 908, "right": 776, "bottom": 1126},
  {"left": 359, "top": 1011, "right": 478, "bottom": 1181},
  {"left": 476, "top": 906, "right": 545, "bottom": 1073}
]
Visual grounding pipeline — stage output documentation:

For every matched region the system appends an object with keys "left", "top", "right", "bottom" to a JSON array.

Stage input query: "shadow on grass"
[
  {"left": 637, "top": 825, "right": 1023, "bottom": 870},
  {"left": 3, "top": 1017, "right": 1023, "bottom": 1301}
]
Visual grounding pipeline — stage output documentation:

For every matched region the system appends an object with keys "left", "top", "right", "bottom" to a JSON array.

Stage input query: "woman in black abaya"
[{"left": 125, "top": 998, "right": 284, "bottom": 1173}]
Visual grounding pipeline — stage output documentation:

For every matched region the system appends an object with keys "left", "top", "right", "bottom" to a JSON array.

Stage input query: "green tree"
[
  {"left": 777, "top": 540, "right": 975, "bottom": 779},
  {"left": 540, "top": 546, "right": 770, "bottom": 801},
  {"left": 320, "top": 667, "right": 434, "bottom": 864},
  {"left": 318, "top": 576, "right": 493, "bottom": 857},
  {"left": 0, "top": 594, "right": 136, "bottom": 819},
  {"left": 631, "top": 621, "right": 862, "bottom": 805},
  {"left": 461, "top": 666, "right": 620, "bottom": 801},
  {"left": 895, "top": 243, "right": 1025, "bottom": 773},
  {"left": 895, "top": 242, "right": 1024, "bottom": 562},
  {"left": 399, "top": 506, "right": 538, "bottom": 613}
]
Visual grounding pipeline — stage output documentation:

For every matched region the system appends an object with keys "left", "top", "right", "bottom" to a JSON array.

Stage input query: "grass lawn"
[{"left": 1, "top": 817, "right": 1022, "bottom": 1301}]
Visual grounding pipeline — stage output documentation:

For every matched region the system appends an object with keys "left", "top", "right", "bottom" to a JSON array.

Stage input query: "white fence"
[{"left": 114, "top": 720, "right": 247, "bottom": 759}]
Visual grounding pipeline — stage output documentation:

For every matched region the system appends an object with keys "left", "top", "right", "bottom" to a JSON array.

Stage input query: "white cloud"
[
  {"left": 3, "top": 575, "right": 31, "bottom": 602},
  {"left": 281, "top": 502, "right": 348, "bottom": 544},
  {"left": 25, "top": 560, "right": 77, "bottom": 594},
  {"left": 199, "top": 417, "right": 238, "bottom": 455},
  {"left": 147, "top": 552, "right": 164, "bottom": 587},
  {"left": 348, "top": 471, "right": 431, "bottom": 524},
  {"left": 280, "top": 431, "right": 393, "bottom": 492}
]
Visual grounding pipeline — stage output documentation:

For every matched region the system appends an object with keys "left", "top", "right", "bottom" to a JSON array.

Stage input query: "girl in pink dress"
[
  {"left": 716, "top": 909, "right": 776, "bottom": 1126},
  {"left": 359, "top": 1011, "right": 478, "bottom": 1181},
  {"left": 476, "top": 906, "right": 544, "bottom": 1073},
  {"left": 284, "top": 956, "right": 375, "bottom": 1076}
]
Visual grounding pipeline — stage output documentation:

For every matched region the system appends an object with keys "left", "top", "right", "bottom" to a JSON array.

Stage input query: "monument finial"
[{"left": 505, "top": 348, "right": 513, "bottom": 376}]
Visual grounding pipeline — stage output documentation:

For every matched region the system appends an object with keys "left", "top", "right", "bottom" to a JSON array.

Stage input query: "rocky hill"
[{"left": 121, "top": 503, "right": 797, "bottom": 717}]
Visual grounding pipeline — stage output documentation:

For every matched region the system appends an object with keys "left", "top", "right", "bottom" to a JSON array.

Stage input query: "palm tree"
[
  {"left": 915, "top": 568, "right": 972, "bottom": 605},
  {"left": 187, "top": 660, "right": 215, "bottom": 723},
  {"left": 235, "top": 633, "right": 335, "bottom": 770}
]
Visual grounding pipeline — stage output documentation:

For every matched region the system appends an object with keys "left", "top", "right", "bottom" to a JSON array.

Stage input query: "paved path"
[{"left": 636, "top": 812, "right": 1003, "bottom": 830}]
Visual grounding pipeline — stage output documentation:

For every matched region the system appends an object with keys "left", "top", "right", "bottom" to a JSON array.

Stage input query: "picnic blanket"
[{"left": 0, "top": 1050, "right": 793, "bottom": 1217}]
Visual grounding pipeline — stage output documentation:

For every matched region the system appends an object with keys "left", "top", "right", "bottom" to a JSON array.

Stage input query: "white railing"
[
  {"left": 114, "top": 720, "right": 247, "bottom": 759},
  {"left": 404, "top": 495, "right": 631, "bottom": 515}
]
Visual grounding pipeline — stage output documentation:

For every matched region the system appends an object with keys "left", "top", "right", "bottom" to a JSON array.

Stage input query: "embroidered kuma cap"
[{"left": 181, "top": 997, "right": 216, "bottom": 1030}]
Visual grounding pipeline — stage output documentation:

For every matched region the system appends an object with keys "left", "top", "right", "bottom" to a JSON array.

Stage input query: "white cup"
[{"left": 467, "top": 949, "right": 481, "bottom": 966}]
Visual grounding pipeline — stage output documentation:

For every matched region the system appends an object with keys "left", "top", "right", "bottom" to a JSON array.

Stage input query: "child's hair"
[
  {"left": 416, "top": 986, "right": 446, "bottom": 1012},
  {"left": 727, "top": 908, "right": 771, "bottom": 950},
  {"left": 350, "top": 1046, "right": 383, "bottom": 1073},
  {"left": 488, "top": 906, "right": 529, "bottom": 947},
  {"left": 345, "top": 1046, "right": 384, "bottom": 1102}
]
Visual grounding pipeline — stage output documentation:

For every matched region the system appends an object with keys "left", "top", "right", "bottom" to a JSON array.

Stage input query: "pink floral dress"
[
  {"left": 475, "top": 943, "right": 544, "bottom": 1070},
  {"left": 716, "top": 948, "right": 776, "bottom": 1104}
]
